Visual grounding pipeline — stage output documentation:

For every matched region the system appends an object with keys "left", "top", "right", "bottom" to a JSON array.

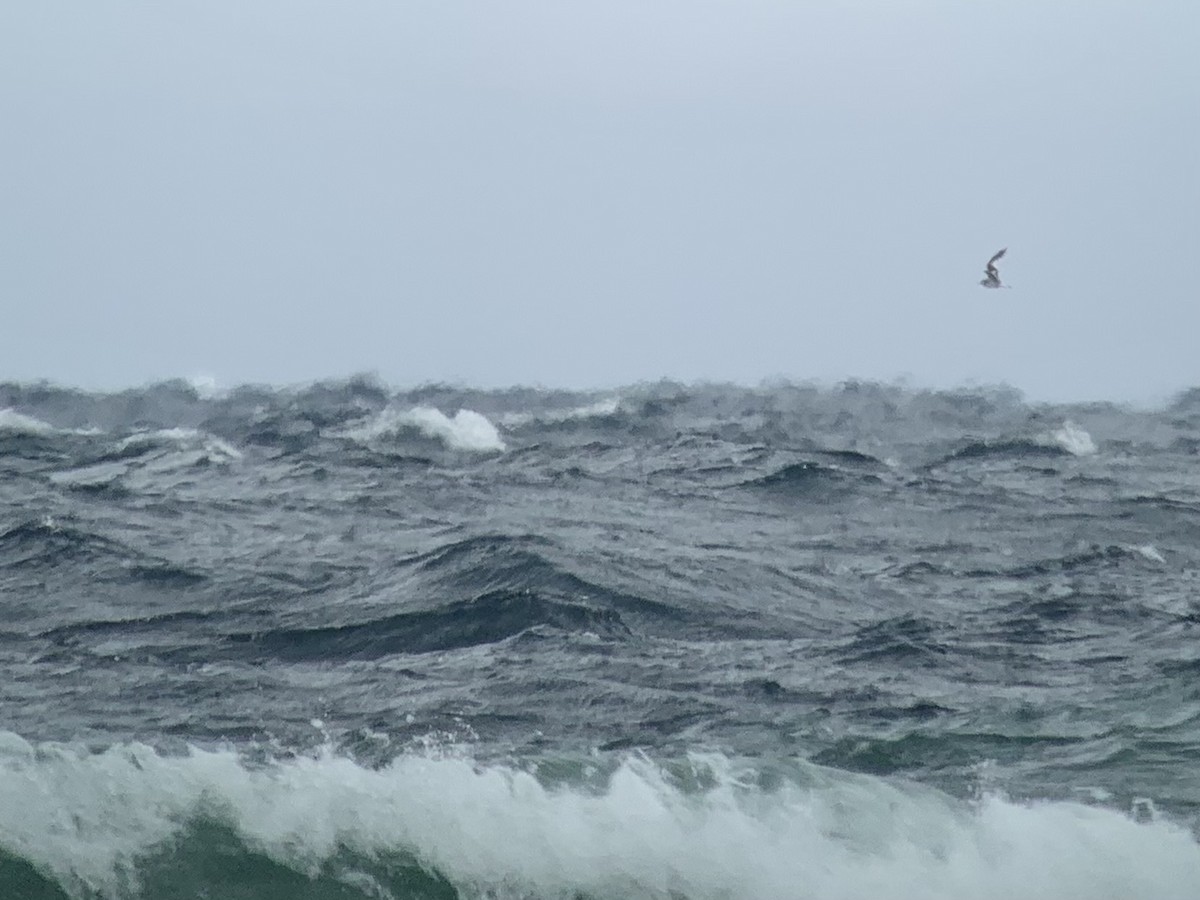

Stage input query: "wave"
[
  {"left": 1168, "top": 386, "right": 1200, "bottom": 416},
  {"left": 0, "top": 519, "right": 210, "bottom": 635},
  {"left": 0, "top": 519, "right": 127, "bottom": 573},
  {"left": 1047, "top": 420, "right": 1097, "bottom": 456},
  {"left": 342, "top": 407, "right": 505, "bottom": 453},
  {"left": 933, "top": 438, "right": 1072, "bottom": 466},
  {"left": 162, "top": 533, "right": 693, "bottom": 663},
  {"left": 1121, "top": 494, "right": 1200, "bottom": 518},
  {"left": 967, "top": 543, "right": 1167, "bottom": 579},
  {"left": 401, "top": 533, "right": 736, "bottom": 637},
  {"left": 0, "top": 734, "right": 1196, "bottom": 900},
  {"left": 34, "top": 428, "right": 243, "bottom": 496},
  {"left": 241, "top": 588, "right": 631, "bottom": 661},
  {"left": 115, "top": 427, "right": 242, "bottom": 461},
  {"left": 885, "top": 541, "right": 1168, "bottom": 583},
  {"left": 930, "top": 420, "right": 1099, "bottom": 468},
  {"left": 740, "top": 460, "right": 883, "bottom": 496},
  {"left": 501, "top": 396, "right": 624, "bottom": 429},
  {"left": 0, "top": 408, "right": 59, "bottom": 436},
  {"left": 1, "top": 379, "right": 1188, "bottom": 464},
  {"left": 0, "top": 410, "right": 101, "bottom": 466}
]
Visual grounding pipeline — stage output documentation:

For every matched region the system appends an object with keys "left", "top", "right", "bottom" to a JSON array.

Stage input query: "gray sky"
[{"left": 2, "top": 2, "right": 1197, "bottom": 404}]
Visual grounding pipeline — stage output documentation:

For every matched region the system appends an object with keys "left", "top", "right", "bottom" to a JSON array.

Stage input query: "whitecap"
[
  {"left": 1128, "top": 544, "right": 1166, "bottom": 564},
  {"left": 0, "top": 408, "right": 101, "bottom": 437},
  {"left": 2, "top": 736, "right": 1198, "bottom": 900},
  {"left": 406, "top": 407, "right": 505, "bottom": 452},
  {"left": 117, "top": 428, "right": 243, "bottom": 462},
  {"left": 187, "top": 374, "right": 222, "bottom": 399},
  {"left": 117, "top": 427, "right": 202, "bottom": 451},
  {"left": 1050, "top": 420, "right": 1097, "bottom": 456},
  {"left": 0, "top": 408, "right": 58, "bottom": 435},
  {"left": 346, "top": 407, "right": 505, "bottom": 453},
  {"left": 501, "top": 397, "right": 622, "bottom": 428}
]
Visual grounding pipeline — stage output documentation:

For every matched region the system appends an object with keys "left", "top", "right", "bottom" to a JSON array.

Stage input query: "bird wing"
[{"left": 987, "top": 248, "right": 1007, "bottom": 267}]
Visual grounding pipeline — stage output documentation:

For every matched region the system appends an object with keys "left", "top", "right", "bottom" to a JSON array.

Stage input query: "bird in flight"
[{"left": 980, "top": 248, "right": 1007, "bottom": 288}]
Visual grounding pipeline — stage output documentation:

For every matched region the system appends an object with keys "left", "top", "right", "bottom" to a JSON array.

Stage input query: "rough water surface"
[{"left": 2, "top": 377, "right": 1200, "bottom": 899}]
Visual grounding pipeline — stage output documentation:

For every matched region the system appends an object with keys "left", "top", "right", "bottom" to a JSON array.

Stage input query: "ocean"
[{"left": 2, "top": 376, "right": 1199, "bottom": 899}]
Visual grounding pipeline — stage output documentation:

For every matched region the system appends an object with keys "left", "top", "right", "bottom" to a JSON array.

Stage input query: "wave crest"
[
  {"left": 0, "top": 736, "right": 1197, "bottom": 900},
  {"left": 344, "top": 407, "right": 505, "bottom": 453}
]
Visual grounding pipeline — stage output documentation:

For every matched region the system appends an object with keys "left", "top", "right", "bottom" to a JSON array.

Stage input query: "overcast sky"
[{"left": 2, "top": 2, "right": 1197, "bottom": 403}]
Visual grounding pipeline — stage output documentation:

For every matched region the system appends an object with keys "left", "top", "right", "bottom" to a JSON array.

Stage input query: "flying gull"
[{"left": 980, "top": 248, "right": 1007, "bottom": 289}]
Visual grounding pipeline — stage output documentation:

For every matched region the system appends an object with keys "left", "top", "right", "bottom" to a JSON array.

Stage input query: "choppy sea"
[{"left": 2, "top": 376, "right": 1200, "bottom": 899}]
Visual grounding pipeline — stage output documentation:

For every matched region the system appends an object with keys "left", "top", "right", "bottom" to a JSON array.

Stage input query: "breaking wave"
[{"left": 1, "top": 734, "right": 1197, "bottom": 900}]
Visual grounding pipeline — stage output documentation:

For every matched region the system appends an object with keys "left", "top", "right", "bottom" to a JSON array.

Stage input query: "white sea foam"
[
  {"left": 0, "top": 408, "right": 103, "bottom": 437},
  {"left": 187, "top": 374, "right": 221, "bottom": 399},
  {"left": 117, "top": 427, "right": 201, "bottom": 450},
  {"left": 1128, "top": 543, "right": 1166, "bottom": 564},
  {"left": 117, "top": 428, "right": 243, "bottom": 462},
  {"left": 0, "top": 408, "right": 56, "bottom": 435},
  {"left": 407, "top": 407, "right": 505, "bottom": 452},
  {"left": 570, "top": 397, "right": 621, "bottom": 419},
  {"left": 1050, "top": 420, "right": 1097, "bottom": 456},
  {"left": 500, "top": 397, "right": 622, "bottom": 428},
  {"left": 347, "top": 407, "right": 505, "bottom": 452},
  {"left": 0, "top": 735, "right": 1197, "bottom": 900}
]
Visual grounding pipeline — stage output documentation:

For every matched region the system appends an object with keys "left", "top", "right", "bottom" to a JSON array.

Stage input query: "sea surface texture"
[{"left": 2, "top": 377, "right": 1200, "bottom": 899}]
